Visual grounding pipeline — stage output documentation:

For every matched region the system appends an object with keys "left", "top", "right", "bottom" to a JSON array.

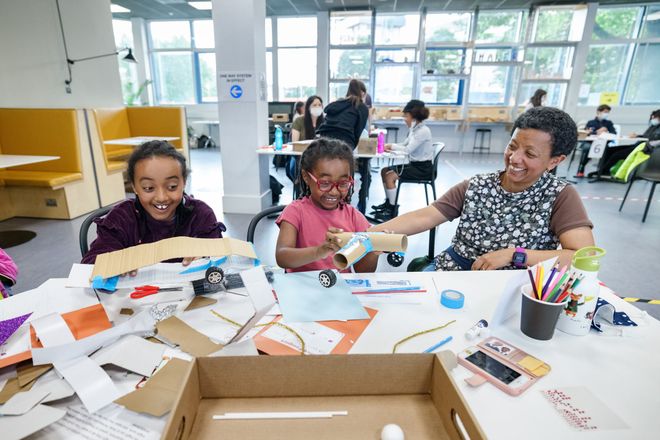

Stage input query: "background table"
[{"left": 103, "top": 136, "right": 180, "bottom": 146}]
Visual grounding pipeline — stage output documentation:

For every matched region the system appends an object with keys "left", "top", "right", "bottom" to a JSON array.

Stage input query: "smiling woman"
[
  {"left": 371, "top": 107, "right": 596, "bottom": 271},
  {"left": 81, "top": 141, "right": 226, "bottom": 267}
]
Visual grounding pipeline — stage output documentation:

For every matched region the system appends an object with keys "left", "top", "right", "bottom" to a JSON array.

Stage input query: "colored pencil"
[
  {"left": 541, "top": 264, "right": 558, "bottom": 298},
  {"left": 527, "top": 269, "right": 539, "bottom": 299},
  {"left": 537, "top": 266, "right": 545, "bottom": 300},
  {"left": 423, "top": 336, "right": 453, "bottom": 353},
  {"left": 555, "top": 289, "right": 571, "bottom": 303},
  {"left": 543, "top": 265, "right": 567, "bottom": 301},
  {"left": 545, "top": 272, "right": 569, "bottom": 302},
  {"left": 571, "top": 275, "right": 584, "bottom": 291}
]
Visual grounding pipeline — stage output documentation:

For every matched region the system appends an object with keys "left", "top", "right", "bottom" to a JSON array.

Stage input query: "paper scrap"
[
  {"left": 0, "top": 404, "right": 66, "bottom": 440},
  {"left": 115, "top": 358, "right": 191, "bottom": 417},
  {"left": 31, "top": 313, "right": 77, "bottom": 347},
  {"left": 91, "top": 335, "right": 165, "bottom": 377},
  {"left": 541, "top": 387, "right": 629, "bottom": 431},
  {"left": 273, "top": 271, "right": 368, "bottom": 322},
  {"left": 156, "top": 316, "right": 223, "bottom": 357},
  {"left": 227, "top": 267, "right": 277, "bottom": 344},
  {"left": 261, "top": 321, "right": 344, "bottom": 355},
  {"left": 32, "top": 370, "right": 75, "bottom": 403},
  {"left": 16, "top": 363, "right": 52, "bottom": 387},
  {"left": 0, "top": 377, "right": 36, "bottom": 404},
  {"left": 0, "top": 387, "right": 50, "bottom": 415},
  {"left": 31, "top": 403, "right": 161, "bottom": 440},
  {"left": 55, "top": 356, "right": 122, "bottom": 414},
  {"left": 0, "top": 365, "right": 16, "bottom": 393},
  {"left": 184, "top": 296, "right": 217, "bottom": 311},
  {"left": 0, "top": 313, "right": 31, "bottom": 345}
]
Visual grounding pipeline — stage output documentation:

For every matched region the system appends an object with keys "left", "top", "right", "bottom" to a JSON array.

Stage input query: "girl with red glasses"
[{"left": 275, "top": 138, "right": 378, "bottom": 273}]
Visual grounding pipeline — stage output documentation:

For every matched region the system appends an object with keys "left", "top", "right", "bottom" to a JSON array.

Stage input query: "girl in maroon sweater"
[{"left": 82, "top": 141, "right": 225, "bottom": 269}]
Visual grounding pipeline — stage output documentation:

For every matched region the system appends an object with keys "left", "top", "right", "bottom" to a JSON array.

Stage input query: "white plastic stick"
[{"left": 212, "top": 410, "right": 348, "bottom": 420}]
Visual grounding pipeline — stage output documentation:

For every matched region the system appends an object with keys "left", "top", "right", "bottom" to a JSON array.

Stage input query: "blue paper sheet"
[{"left": 272, "top": 271, "right": 369, "bottom": 322}]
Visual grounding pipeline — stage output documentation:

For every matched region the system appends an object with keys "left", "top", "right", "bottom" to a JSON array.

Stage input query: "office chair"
[
  {"left": 393, "top": 142, "right": 446, "bottom": 212},
  {"left": 619, "top": 146, "right": 660, "bottom": 222},
  {"left": 246, "top": 205, "right": 286, "bottom": 243},
  {"left": 79, "top": 205, "right": 113, "bottom": 256}
]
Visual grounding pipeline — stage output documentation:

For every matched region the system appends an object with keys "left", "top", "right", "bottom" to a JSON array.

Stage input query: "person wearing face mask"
[
  {"left": 371, "top": 107, "right": 595, "bottom": 271},
  {"left": 371, "top": 100, "right": 433, "bottom": 220},
  {"left": 291, "top": 96, "right": 325, "bottom": 142},
  {"left": 576, "top": 104, "right": 617, "bottom": 177},
  {"left": 630, "top": 109, "right": 660, "bottom": 145}
]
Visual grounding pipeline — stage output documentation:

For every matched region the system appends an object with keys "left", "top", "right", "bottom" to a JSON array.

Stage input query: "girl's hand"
[
  {"left": 471, "top": 248, "right": 515, "bottom": 271},
  {"left": 120, "top": 270, "right": 138, "bottom": 277},
  {"left": 384, "top": 144, "right": 393, "bottom": 152},
  {"left": 316, "top": 228, "right": 344, "bottom": 259},
  {"left": 182, "top": 256, "right": 201, "bottom": 267}
]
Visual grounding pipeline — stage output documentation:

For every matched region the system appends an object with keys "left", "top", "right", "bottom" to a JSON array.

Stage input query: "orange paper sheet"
[
  {"left": 253, "top": 307, "right": 377, "bottom": 355},
  {"left": 0, "top": 304, "right": 111, "bottom": 369}
]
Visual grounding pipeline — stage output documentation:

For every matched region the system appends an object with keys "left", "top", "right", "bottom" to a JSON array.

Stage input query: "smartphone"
[{"left": 457, "top": 347, "right": 534, "bottom": 396}]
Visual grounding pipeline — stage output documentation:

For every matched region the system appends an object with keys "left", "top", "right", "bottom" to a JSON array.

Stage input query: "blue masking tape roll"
[{"left": 441, "top": 289, "right": 465, "bottom": 309}]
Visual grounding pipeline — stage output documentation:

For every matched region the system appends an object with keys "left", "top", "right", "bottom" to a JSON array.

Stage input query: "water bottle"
[
  {"left": 274, "top": 125, "right": 283, "bottom": 151},
  {"left": 377, "top": 131, "right": 385, "bottom": 154},
  {"left": 556, "top": 246, "right": 606, "bottom": 336}
]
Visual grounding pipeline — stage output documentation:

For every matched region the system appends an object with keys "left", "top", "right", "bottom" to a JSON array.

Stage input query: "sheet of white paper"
[
  {"left": 541, "top": 386, "right": 629, "bottom": 431},
  {"left": 32, "top": 311, "right": 156, "bottom": 365},
  {"left": 265, "top": 304, "right": 282, "bottom": 316},
  {"left": 227, "top": 267, "right": 276, "bottom": 344},
  {"left": 490, "top": 258, "right": 558, "bottom": 328},
  {"left": 210, "top": 338, "right": 259, "bottom": 356},
  {"left": 91, "top": 335, "right": 165, "bottom": 377},
  {"left": 33, "top": 370, "right": 75, "bottom": 403},
  {"left": 0, "top": 404, "right": 66, "bottom": 440},
  {"left": 55, "top": 356, "right": 122, "bottom": 414},
  {"left": 261, "top": 321, "right": 345, "bottom": 355},
  {"left": 0, "top": 388, "right": 50, "bottom": 415},
  {"left": 0, "top": 364, "right": 17, "bottom": 391},
  {"left": 31, "top": 313, "right": 77, "bottom": 346},
  {"left": 31, "top": 403, "right": 161, "bottom": 440}
]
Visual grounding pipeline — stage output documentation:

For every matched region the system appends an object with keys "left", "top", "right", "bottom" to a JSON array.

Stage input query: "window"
[
  {"left": 329, "top": 81, "right": 370, "bottom": 102},
  {"left": 265, "top": 18, "right": 272, "bottom": 47},
  {"left": 153, "top": 52, "right": 195, "bottom": 104},
  {"left": 266, "top": 51, "right": 273, "bottom": 101},
  {"left": 277, "top": 17, "right": 317, "bottom": 47},
  {"left": 420, "top": 78, "right": 462, "bottom": 104},
  {"left": 641, "top": 5, "right": 660, "bottom": 38},
  {"left": 533, "top": 7, "right": 586, "bottom": 42},
  {"left": 524, "top": 46, "right": 574, "bottom": 80},
  {"left": 624, "top": 43, "right": 660, "bottom": 104},
  {"left": 425, "top": 13, "right": 471, "bottom": 43},
  {"left": 374, "top": 65, "right": 414, "bottom": 104},
  {"left": 198, "top": 53, "right": 217, "bottom": 102},
  {"left": 593, "top": 7, "right": 639, "bottom": 40},
  {"left": 278, "top": 48, "right": 317, "bottom": 101},
  {"left": 476, "top": 11, "right": 524, "bottom": 43},
  {"left": 192, "top": 20, "right": 214, "bottom": 48},
  {"left": 474, "top": 47, "right": 522, "bottom": 63},
  {"left": 150, "top": 21, "right": 191, "bottom": 49},
  {"left": 375, "top": 48, "right": 416, "bottom": 63},
  {"left": 112, "top": 20, "right": 139, "bottom": 105},
  {"left": 275, "top": 16, "right": 317, "bottom": 101},
  {"left": 579, "top": 45, "right": 629, "bottom": 105},
  {"left": 375, "top": 13, "right": 420, "bottom": 45},
  {"left": 425, "top": 49, "right": 467, "bottom": 75},
  {"left": 330, "top": 10, "right": 372, "bottom": 45},
  {"left": 329, "top": 49, "right": 370, "bottom": 80},
  {"left": 468, "top": 66, "right": 510, "bottom": 104}
]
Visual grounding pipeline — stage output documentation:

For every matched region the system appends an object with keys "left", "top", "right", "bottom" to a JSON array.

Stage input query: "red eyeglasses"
[{"left": 306, "top": 172, "right": 354, "bottom": 192}]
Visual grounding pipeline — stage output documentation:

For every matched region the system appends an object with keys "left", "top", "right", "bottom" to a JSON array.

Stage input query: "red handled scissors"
[{"left": 130, "top": 285, "right": 183, "bottom": 299}]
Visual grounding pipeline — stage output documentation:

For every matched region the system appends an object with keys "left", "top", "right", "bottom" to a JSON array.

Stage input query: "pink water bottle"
[{"left": 377, "top": 132, "right": 385, "bottom": 154}]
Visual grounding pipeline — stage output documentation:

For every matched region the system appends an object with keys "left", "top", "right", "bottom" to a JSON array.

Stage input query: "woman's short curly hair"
[{"left": 513, "top": 107, "right": 577, "bottom": 157}]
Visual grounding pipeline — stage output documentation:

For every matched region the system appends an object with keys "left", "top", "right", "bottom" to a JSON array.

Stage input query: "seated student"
[
  {"left": 371, "top": 107, "right": 595, "bottom": 271},
  {"left": 371, "top": 100, "right": 433, "bottom": 221},
  {"left": 82, "top": 141, "right": 225, "bottom": 268},
  {"left": 630, "top": 109, "right": 660, "bottom": 145},
  {"left": 293, "top": 101, "right": 304, "bottom": 120},
  {"left": 576, "top": 104, "right": 617, "bottom": 177},
  {"left": 275, "top": 138, "right": 377, "bottom": 273},
  {"left": 0, "top": 248, "right": 18, "bottom": 298},
  {"left": 291, "top": 96, "right": 324, "bottom": 142}
]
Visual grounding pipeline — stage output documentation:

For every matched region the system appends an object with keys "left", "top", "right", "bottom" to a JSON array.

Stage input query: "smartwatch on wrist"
[{"left": 512, "top": 247, "right": 527, "bottom": 268}]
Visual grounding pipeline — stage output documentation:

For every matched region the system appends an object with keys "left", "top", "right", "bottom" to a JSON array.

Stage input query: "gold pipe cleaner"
[{"left": 392, "top": 320, "right": 456, "bottom": 353}]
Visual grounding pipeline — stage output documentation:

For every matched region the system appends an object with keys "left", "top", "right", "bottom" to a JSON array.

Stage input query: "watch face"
[{"left": 513, "top": 252, "right": 526, "bottom": 267}]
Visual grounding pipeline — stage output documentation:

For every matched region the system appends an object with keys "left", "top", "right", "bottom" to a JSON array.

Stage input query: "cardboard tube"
[{"left": 332, "top": 233, "right": 407, "bottom": 270}]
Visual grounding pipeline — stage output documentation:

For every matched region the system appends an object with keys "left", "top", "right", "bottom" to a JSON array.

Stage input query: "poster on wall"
[{"left": 218, "top": 71, "right": 264, "bottom": 102}]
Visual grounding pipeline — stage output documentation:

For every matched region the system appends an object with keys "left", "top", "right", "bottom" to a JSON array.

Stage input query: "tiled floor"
[{"left": 2, "top": 148, "right": 659, "bottom": 318}]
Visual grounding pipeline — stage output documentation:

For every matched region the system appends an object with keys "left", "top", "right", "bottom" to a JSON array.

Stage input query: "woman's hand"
[
  {"left": 471, "top": 248, "right": 515, "bottom": 271},
  {"left": 384, "top": 144, "right": 393, "bottom": 152},
  {"left": 315, "top": 227, "right": 344, "bottom": 259}
]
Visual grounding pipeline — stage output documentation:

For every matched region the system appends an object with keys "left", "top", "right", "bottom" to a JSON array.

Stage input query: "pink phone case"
[{"left": 457, "top": 337, "right": 550, "bottom": 397}]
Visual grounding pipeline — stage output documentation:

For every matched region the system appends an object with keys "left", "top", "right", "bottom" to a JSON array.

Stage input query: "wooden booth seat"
[
  {"left": 0, "top": 108, "right": 123, "bottom": 220},
  {"left": 93, "top": 106, "right": 189, "bottom": 173}
]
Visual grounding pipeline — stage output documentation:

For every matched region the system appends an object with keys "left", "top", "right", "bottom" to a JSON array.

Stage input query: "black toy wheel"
[
  {"left": 318, "top": 270, "right": 337, "bottom": 288},
  {"left": 387, "top": 252, "right": 404, "bottom": 267},
  {"left": 205, "top": 266, "right": 225, "bottom": 284}
]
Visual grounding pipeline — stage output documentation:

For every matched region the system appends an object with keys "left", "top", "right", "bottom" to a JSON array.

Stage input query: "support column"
[{"left": 213, "top": 0, "right": 270, "bottom": 214}]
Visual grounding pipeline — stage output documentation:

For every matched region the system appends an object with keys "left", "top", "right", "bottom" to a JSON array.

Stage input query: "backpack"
[
  {"left": 197, "top": 134, "right": 216, "bottom": 149},
  {"left": 270, "top": 175, "right": 284, "bottom": 204}
]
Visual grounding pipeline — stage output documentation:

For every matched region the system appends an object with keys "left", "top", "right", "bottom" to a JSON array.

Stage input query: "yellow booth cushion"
[
  {"left": 107, "top": 161, "right": 127, "bottom": 172},
  {"left": 0, "top": 170, "right": 82, "bottom": 187}
]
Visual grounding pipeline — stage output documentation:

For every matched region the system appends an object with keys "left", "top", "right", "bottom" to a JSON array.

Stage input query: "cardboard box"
[
  {"left": 292, "top": 139, "right": 314, "bottom": 152},
  {"left": 357, "top": 137, "right": 378, "bottom": 155},
  {"left": 162, "top": 353, "right": 485, "bottom": 440},
  {"left": 272, "top": 113, "right": 289, "bottom": 123}
]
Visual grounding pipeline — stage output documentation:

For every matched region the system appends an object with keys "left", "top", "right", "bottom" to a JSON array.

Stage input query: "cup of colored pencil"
[{"left": 520, "top": 264, "right": 580, "bottom": 340}]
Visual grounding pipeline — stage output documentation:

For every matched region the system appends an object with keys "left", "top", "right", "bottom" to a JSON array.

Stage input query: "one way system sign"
[{"left": 219, "top": 71, "right": 257, "bottom": 102}]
